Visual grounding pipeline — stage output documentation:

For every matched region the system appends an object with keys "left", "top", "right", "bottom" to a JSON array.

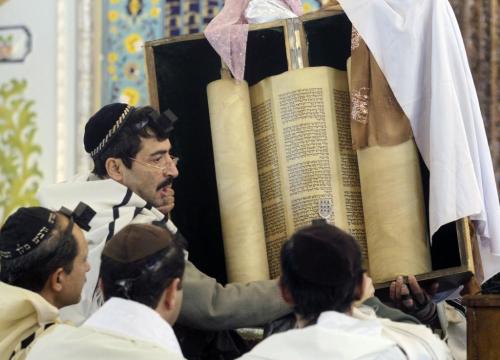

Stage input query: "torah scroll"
[
  {"left": 207, "top": 79, "right": 270, "bottom": 283},
  {"left": 350, "top": 33, "right": 432, "bottom": 282},
  {"left": 249, "top": 67, "right": 367, "bottom": 278},
  {"left": 208, "top": 67, "right": 368, "bottom": 280}
]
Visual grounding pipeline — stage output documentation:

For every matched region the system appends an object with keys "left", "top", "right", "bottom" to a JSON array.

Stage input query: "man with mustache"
[{"left": 37, "top": 103, "right": 291, "bottom": 355}]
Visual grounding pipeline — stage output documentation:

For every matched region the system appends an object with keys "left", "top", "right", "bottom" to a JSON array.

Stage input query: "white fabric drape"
[
  {"left": 84, "top": 298, "right": 183, "bottom": 356},
  {"left": 338, "top": 0, "right": 500, "bottom": 280}
]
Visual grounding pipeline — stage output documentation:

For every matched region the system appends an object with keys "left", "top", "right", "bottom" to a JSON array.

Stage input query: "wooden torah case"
[{"left": 145, "top": 10, "right": 474, "bottom": 291}]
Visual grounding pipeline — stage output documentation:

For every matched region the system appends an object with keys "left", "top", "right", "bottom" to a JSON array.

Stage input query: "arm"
[
  {"left": 362, "top": 296, "right": 420, "bottom": 324},
  {"left": 357, "top": 273, "right": 420, "bottom": 325},
  {"left": 178, "top": 260, "right": 292, "bottom": 331}
]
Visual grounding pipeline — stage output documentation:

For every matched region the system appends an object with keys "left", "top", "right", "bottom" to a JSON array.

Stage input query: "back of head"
[
  {"left": 100, "top": 223, "right": 185, "bottom": 309},
  {"left": 84, "top": 103, "right": 175, "bottom": 177},
  {"left": 280, "top": 223, "right": 364, "bottom": 322},
  {"left": 0, "top": 207, "right": 78, "bottom": 293}
]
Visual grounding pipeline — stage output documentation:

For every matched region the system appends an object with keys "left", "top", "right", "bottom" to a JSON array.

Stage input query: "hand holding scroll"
[{"left": 389, "top": 275, "right": 439, "bottom": 326}]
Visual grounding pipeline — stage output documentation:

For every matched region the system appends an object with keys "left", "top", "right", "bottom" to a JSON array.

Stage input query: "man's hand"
[
  {"left": 158, "top": 187, "right": 175, "bottom": 216},
  {"left": 389, "top": 275, "right": 439, "bottom": 325}
]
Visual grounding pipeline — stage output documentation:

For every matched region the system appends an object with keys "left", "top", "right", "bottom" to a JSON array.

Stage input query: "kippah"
[
  {"left": 102, "top": 223, "right": 174, "bottom": 263},
  {"left": 0, "top": 207, "right": 57, "bottom": 259},
  {"left": 291, "top": 224, "right": 359, "bottom": 286},
  {"left": 84, "top": 103, "right": 134, "bottom": 157}
]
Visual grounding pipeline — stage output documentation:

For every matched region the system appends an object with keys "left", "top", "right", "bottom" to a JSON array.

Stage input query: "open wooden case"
[{"left": 144, "top": 10, "right": 475, "bottom": 294}]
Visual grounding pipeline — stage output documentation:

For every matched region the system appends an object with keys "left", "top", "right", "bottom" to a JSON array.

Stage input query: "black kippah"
[
  {"left": 291, "top": 224, "right": 361, "bottom": 286},
  {"left": 84, "top": 103, "right": 134, "bottom": 157},
  {"left": 0, "top": 207, "right": 57, "bottom": 259}
]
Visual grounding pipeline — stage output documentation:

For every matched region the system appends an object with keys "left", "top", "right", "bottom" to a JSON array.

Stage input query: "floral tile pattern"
[{"left": 101, "top": 0, "right": 164, "bottom": 106}]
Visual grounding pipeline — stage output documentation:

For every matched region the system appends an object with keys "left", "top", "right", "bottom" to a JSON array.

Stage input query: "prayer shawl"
[
  {"left": 37, "top": 174, "right": 177, "bottom": 325},
  {"left": 83, "top": 298, "right": 183, "bottom": 357},
  {"left": 0, "top": 282, "right": 59, "bottom": 360},
  {"left": 25, "top": 324, "right": 185, "bottom": 360},
  {"left": 338, "top": 0, "right": 500, "bottom": 280},
  {"left": 26, "top": 297, "right": 185, "bottom": 360},
  {"left": 238, "top": 307, "right": 452, "bottom": 360}
]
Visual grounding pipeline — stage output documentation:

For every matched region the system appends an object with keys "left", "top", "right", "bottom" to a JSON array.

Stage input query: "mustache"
[{"left": 156, "top": 176, "right": 174, "bottom": 191}]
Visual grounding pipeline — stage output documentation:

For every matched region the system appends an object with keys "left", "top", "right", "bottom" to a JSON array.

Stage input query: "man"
[
  {"left": 0, "top": 206, "right": 90, "bottom": 360},
  {"left": 239, "top": 224, "right": 452, "bottom": 360},
  {"left": 37, "top": 103, "right": 289, "bottom": 331},
  {"left": 26, "top": 223, "right": 186, "bottom": 360}
]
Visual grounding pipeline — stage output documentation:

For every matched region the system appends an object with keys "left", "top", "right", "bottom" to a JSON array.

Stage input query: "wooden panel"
[
  {"left": 463, "top": 295, "right": 500, "bottom": 360},
  {"left": 144, "top": 45, "right": 159, "bottom": 111}
]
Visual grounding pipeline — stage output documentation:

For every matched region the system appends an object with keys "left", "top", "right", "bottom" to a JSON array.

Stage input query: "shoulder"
[
  {"left": 242, "top": 328, "right": 310, "bottom": 360},
  {"left": 377, "top": 318, "right": 453, "bottom": 359},
  {"left": 27, "top": 324, "right": 183, "bottom": 360}
]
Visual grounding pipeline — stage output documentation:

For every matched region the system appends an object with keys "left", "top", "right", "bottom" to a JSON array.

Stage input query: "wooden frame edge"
[{"left": 144, "top": 44, "right": 160, "bottom": 111}]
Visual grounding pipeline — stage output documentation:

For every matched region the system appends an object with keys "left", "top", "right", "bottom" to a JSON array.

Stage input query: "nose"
[
  {"left": 165, "top": 158, "right": 179, "bottom": 178},
  {"left": 85, "top": 260, "right": 91, "bottom": 273},
  {"left": 170, "top": 162, "right": 179, "bottom": 178}
]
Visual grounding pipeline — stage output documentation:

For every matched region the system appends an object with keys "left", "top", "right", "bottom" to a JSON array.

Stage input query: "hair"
[
  {"left": 92, "top": 106, "right": 171, "bottom": 177},
  {"left": 99, "top": 227, "right": 185, "bottom": 309},
  {"left": 0, "top": 213, "right": 78, "bottom": 293},
  {"left": 280, "top": 224, "right": 364, "bottom": 324}
]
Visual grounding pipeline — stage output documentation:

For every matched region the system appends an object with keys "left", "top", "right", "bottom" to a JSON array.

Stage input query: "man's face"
[
  {"left": 59, "top": 222, "right": 90, "bottom": 307},
  {"left": 121, "top": 137, "right": 179, "bottom": 209}
]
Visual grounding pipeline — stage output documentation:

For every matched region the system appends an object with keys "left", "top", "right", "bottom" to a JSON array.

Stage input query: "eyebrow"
[{"left": 148, "top": 149, "right": 168, "bottom": 158}]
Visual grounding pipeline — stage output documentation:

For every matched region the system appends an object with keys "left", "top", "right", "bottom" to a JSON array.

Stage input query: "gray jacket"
[{"left": 178, "top": 260, "right": 291, "bottom": 330}]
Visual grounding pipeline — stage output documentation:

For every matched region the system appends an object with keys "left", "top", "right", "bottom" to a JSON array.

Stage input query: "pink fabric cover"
[{"left": 204, "top": 0, "right": 303, "bottom": 81}]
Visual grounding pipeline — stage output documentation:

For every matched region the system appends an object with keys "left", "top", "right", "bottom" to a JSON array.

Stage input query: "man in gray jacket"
[{"left": 38, "top": 104, "right": 290, "bottom": 338}]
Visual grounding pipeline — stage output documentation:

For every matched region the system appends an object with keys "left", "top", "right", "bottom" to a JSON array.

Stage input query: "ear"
[
  {"left": 279, "top": 277, "right": 294, "bottom": 305},
  {"left": 354, "top": 281, "right": 363, "bottom": 301},
  {"left": 354, "top": 272, "right": 366, "bottom": 301},
  {"left": 354, "top": 273, "right": 374, "bottom": 305},
  {"left": 105, "top": 157, "right": 124, "bottom": 182},
  {"left": 48, "top": 268, "right": 65, "bottom": 293},
  {"left": 162, "top": 278, "right": 181, "bottom": 310}
]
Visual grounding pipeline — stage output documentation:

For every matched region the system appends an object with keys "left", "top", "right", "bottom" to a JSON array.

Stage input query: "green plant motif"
[{"left": 0, "top": 79, "right": 43, "bottom": 224}]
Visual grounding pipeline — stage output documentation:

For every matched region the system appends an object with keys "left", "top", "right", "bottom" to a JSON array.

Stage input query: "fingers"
[
  {"left": 400, "top": 283, "right": 414, "bottom": 309},
  {"left": 390, "top": 275, "right": 405, "bottom": 309},
  {"left": 408, "top": 275, "right": 423, "bottom": 295},
  {"left": 408, "top": 275, "right": 439, "bottom": 298},
  {"left": 157, "top": 205, "right": 173, "bottom": 216},
  {"left": 164, "top": 187, "right": 175, "bottom": 199},
  {"left": 389, "top": 281, "right": 396, "bottom": 302},
  {"left": 408, "top": 275, "right": 427, "bottom": 305},
  {"left": 395, "top": 275, "right": 404, "bottom": 302},
  {"left": 159, "top": 188, "right": 175, "bottom": 215}
]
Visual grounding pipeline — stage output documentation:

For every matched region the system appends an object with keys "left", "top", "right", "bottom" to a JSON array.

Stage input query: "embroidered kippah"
[
  {"left": 84, "top": 104, "right": 178, "bottom": 158},
  {"left": 84, "top": 103, "right": 134, "bottom": 157},
  {"left": 0, "top": 207, "right": 57, "bottom": 259}
]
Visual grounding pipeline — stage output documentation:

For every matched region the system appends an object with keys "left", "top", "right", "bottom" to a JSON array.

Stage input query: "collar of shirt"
[
  {"left": 316, "top": 309, "right": 383, "bottom": 337},
  {"left": 83, "top": 297, "right": 183, "bottom": 356}
]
